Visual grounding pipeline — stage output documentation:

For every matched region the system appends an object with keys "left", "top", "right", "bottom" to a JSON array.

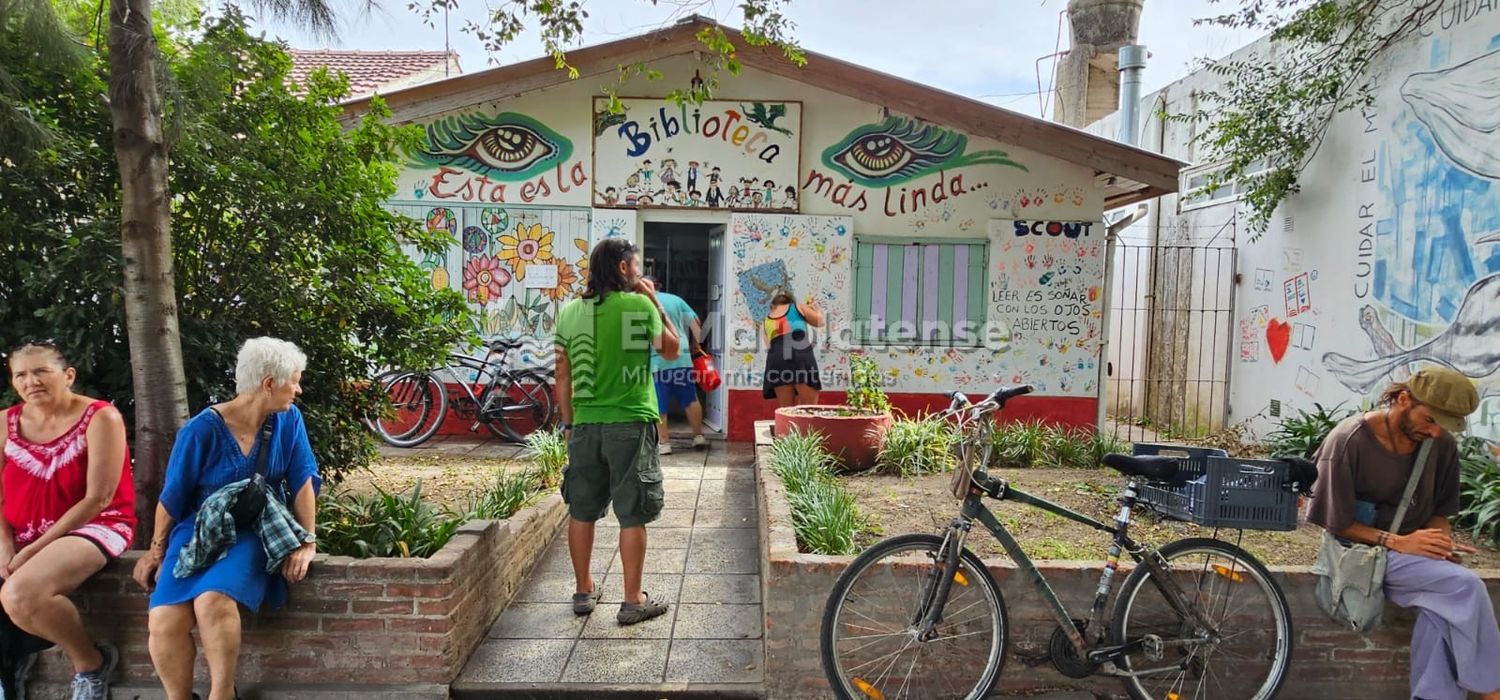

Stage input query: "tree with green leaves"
[
  {"left": 2, "top": 6, "right": 469, "bottom": 496},
  {"left": 7, "top": 0, "right": 804, "bottom": 533},
  {"left": 416, "top": 0, "right": 804, "bottom": 107},
  {"left": 1174, "top": 0, "right": 1440, "bottom": 236}
]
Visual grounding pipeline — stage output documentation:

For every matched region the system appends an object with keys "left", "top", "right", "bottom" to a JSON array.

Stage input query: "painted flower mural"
[
  {"left": 544, "top": 260, "right": 578, "bottom": 301},
  {"left": 462, "top": 226, "right": 488, "bottom": 255},
  {"left": 425, "top": 207, "right": 458, "bottom": 235},
  {"left": 462, "top": 255, "right": 511, "bottom": 306},
  {"left": 497, "top": 223, "right": 556, "bottom": 280},
  {"left": 419, "top": 252, "right": 449, "bottom": 291},
  {"left": 480, "top": 208, "right": 510, "bottom": 236},
  {"left": 573, "top": 238, "right": 590, "bottom": 283}
]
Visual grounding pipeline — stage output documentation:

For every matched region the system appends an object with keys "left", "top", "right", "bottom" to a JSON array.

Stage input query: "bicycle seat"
[
  {"left": 1102, "top": 453, "right": 1181, "bottom": 483},
  {"left": 489, "top": 338, "right": 523, "bottom": 351}
]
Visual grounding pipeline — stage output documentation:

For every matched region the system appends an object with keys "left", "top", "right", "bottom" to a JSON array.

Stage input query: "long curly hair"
[{"left": 581, "top": 238, "right": 639, "bottom": 305}]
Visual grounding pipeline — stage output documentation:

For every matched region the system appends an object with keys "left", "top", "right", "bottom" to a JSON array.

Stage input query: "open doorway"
[{"left": 643, "top": 221, "right": 726, "bottom": 437}]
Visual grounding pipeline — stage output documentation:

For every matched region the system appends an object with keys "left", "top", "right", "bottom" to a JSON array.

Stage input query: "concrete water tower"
[{"left": 1052, "top": 0, "right": 1144, "bottom": 128}]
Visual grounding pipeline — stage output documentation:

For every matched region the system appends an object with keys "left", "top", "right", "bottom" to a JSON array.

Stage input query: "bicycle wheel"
[
  {"left": 820, "top": 533, "right": 1008, "bottom": 700},
  {"left": 478, "top": 370, "right": 555, "bottom": 442},
  {"left": 361, "top": 369, "right": 404, "bottom": 433},
  {"left": 1111, "top": 537, "right": 1292, "bottom": 700},
  {"left": 372, "top": 372, "right": 447, "bottom": 448}
]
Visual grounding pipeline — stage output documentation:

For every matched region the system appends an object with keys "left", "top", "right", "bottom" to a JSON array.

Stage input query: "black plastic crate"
[{"left": 1132, "top": 443, "right": 1298, "bottom": 531}]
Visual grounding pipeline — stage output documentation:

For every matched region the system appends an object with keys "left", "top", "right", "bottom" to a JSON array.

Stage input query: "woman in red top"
[{"left": 2, "top": 341, "right": 135, "bottom": 699}]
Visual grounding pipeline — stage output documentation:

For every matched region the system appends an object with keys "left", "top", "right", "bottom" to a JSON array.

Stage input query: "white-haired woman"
[{"left": 133, "top": 338, "right": 321, "bottom": 700}]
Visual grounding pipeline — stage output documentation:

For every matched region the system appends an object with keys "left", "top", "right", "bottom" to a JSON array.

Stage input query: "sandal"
[
  {"left": 572, "top": 588, "right": 601, "bottom": 615},
  {"left": 616, "top": 591, "right": 668, "bottom": 626}
]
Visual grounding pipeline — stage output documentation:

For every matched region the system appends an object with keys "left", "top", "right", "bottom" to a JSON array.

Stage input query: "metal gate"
[{"left": 1105, "top": 229, "right": 1238, "bottom": 443}]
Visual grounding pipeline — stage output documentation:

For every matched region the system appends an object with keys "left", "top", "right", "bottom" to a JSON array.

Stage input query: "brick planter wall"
[
  {"left": 754, "top": 423, "right": 1500, "bottom": 699},
  {"left": 25, "top": 494, "right": 566, "bottom": 698}
]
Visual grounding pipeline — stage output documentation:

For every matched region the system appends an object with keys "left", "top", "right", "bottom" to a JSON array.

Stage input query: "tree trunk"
[{"left": 108, "top": 0, "right": 189, "bottom": 541}]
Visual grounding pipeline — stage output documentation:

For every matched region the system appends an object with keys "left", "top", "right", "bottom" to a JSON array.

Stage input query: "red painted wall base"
[
  {"left": 726, "top": 390, "right": 1098, "bottom": 442},
  {"left": 424, "top": 385, "right": 1098, "bottom": 444}
]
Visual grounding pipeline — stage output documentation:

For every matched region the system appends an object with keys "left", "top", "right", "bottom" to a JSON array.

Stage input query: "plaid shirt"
[{"left": 173, "top": 478, "right": 313, "bottom": 578}]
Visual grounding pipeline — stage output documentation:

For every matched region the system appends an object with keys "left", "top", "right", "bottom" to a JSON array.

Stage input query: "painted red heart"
[{"left": 1266, "top": 319, "right": 1291, "bottom": 363}]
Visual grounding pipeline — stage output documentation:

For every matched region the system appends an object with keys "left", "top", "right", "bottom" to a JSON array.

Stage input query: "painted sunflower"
[
  {"left": 573, "top": 238, "right": 590, "bottom": 284},
  {"left": 462, "top": 255, "right": 511, "bottom": 306},
  {"left": 497, "top": 223, "right": 556, "bottom": 280},
  {"left": 543, "top": 260, "right": 579, "bottom": 301}
]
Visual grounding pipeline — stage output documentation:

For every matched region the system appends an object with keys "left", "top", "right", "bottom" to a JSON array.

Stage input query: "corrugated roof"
[{"left": 287, "top": 48, "right": 460, "bottom": 96}]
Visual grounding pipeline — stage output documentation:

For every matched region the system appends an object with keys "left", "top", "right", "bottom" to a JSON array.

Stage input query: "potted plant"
[{"left": 774, "top": 354, "right": 894, "bottom": 472}]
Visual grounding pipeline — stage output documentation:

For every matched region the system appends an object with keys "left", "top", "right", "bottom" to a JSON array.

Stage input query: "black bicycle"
[
  {"left": 819, "top": 385, "right": 1295, "bottom": 700},
  {"left": 368, "top": 338, "right": 556, "bottom": 447}
]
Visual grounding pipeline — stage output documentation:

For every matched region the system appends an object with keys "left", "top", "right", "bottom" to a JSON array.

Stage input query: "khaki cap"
[{"left": 1407, "top": 366, "right": 1480, "bottom": 434}]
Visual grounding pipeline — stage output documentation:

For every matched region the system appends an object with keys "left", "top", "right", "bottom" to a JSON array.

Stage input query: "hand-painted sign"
[
  {"left": 406, "top": 111, "right": 587, "bottom": 204},
  {"left": 989, "top": 219, "right": 1105, "bottom": 397},
  {"left": 592, "top": 98, "right": 801, "bottom": 211}
]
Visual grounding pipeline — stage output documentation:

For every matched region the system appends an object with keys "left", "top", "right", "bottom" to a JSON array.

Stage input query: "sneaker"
[
  {"left": 70, "top": 643, "right": 117, "bottom": 700},
  {"left": 658, "top": 442, "right": 673, "bottom": 455},
  {"left": 616, "top": 591, "right": 669, "bottom": 626},
  {"left": 692, "top": 435, "right": 709, "bottom": 449}
]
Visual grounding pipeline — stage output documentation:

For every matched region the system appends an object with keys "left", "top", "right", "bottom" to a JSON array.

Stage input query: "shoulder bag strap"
[
  {"left": 1389, "top": 438, "right": 1434, "bottom": 532},
  {"left": 252, "top": 414, "right": 276, "bottom": 479}
]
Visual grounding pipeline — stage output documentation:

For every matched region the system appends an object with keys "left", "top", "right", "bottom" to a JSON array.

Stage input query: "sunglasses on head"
[{"left": 6, "top": 338, "right": 62, "bottom": 356}]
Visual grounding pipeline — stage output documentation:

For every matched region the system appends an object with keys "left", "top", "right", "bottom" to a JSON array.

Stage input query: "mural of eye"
[
  {"left": 838, "top": 134, "right": 916, "bottom": 181},
  {"left": 821, "top": 116, "right": 1027, "bottom": 187},
  {"left": 409, "top": 112, "right": 574, "bottom": 181}
]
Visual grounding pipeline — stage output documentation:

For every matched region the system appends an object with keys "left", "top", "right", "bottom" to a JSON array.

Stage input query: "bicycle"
[
  {"left": 819, "top": 385, "right": 1295, "bottom": 700},
  {"left": 369, "top": 338, "right": 557, "bottom": 447}
]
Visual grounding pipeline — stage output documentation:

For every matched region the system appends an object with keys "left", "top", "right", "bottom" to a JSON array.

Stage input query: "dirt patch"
[
  {"left": 336, "top": 455, "right": 529, "bottom": 511},
  {"left": 783, "top": 407, "right": 884, "bottom": 418},
  {"left": 842, "top": 467, "right": 1500, "bottom": 568}
]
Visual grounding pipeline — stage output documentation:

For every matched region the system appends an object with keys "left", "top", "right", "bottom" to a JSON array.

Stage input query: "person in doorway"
[
  {"left": 134, "top": 337, "right": 320, "bottom": 700},
  {"left": 641, "top": 275, "right": 707, "bottom": 455},
  {"left": 554, "top": 238, "right": 679, "bottom": 625},
  {"left": 2, "top": 341, "right": 135, "bottom": 700},
  {"left": 761, "top": 289, "right": 824, "bottom": 408},
  {"left": 1308, "top": 366, "right": 1500, "bottom": 700}
]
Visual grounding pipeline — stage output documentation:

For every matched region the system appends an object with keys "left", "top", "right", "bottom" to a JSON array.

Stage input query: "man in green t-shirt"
[
  {"left": 554, "top": 238, "right": 679, "bottom": 626},
  {"left": 643, "top": 276, "right": 706, "bottom": 455}
]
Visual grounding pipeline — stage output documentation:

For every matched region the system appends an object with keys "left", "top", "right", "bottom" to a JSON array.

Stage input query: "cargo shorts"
[{"left": 562, "top": 422, "right": 665, "bottom": 528}]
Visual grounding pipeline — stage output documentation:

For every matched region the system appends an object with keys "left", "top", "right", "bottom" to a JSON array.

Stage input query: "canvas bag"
[{"left": 1310, "top": 439, "right": 1432, "bottom": 634}]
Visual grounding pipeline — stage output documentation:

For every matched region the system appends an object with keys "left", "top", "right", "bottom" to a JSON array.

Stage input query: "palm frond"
[{"left": 242, "top": 0, "right": 341, "bottom": 40}]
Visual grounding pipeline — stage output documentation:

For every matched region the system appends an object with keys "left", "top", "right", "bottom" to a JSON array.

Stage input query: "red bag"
[{"left": 693, "top": 351, "right": 722, "bottom": 392}]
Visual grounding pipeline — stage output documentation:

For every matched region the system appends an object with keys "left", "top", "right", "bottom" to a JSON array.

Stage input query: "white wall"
[{"left": 1091, "top": 0, "right": 1500, "bottom": 438}]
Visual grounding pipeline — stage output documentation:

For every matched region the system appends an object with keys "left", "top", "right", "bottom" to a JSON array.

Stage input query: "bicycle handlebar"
[
  {"left": 989, "top": 385, "right": 1033, "bottom": 405},
  {"left": 942, "top": 384, "right": 1034, "bottom": 419}
]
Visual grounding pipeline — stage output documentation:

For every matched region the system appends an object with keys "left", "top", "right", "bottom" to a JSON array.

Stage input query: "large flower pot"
[{"left": 774, "top": 405, "right": 893, "bottom": 472}]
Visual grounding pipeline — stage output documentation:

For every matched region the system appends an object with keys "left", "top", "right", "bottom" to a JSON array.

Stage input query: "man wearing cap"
[{"left": 1309, "top": 366, "right": 1500, "bottom": 700}]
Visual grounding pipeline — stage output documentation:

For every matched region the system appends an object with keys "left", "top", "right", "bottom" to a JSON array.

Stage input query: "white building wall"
[{"left": 1091, "top": 0, "right": 1500, "bottom": 439}]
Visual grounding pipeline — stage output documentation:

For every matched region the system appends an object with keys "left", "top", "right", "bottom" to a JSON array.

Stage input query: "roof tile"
[{"left": 287, "top": 48, "right": 460, "bottom": 96}]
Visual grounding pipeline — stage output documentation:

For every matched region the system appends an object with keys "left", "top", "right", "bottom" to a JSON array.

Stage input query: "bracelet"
[{"left": 1377, "top": 531, "right": 1389, "bottom": 548}]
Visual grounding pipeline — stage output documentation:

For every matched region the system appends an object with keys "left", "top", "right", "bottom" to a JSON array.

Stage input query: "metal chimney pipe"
[
  {"left": 1117, "top": 44, "right": 1147, "bottom": 145},
  {"left": 1096, "top": 43, "right": 1148, "bottom": 435}
]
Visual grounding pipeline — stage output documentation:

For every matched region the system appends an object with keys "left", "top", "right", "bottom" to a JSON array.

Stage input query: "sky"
[{"left": 253, "top": 0, "right": 1261, "bottom": 119}]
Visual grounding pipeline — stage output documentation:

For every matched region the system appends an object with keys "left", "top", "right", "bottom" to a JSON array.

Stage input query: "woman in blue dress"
[{"left": 132, "top": 338, "right": 321, "bottom": 700}]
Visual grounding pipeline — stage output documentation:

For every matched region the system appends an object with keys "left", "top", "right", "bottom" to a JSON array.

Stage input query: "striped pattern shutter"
[{"left": 854, "top": 241, "right": 987, "bottom": 345}]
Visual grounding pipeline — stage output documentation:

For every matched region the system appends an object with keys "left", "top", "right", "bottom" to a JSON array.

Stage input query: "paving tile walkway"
[{"left": 453, "top": 438, "right": 763, "bottom": 697}]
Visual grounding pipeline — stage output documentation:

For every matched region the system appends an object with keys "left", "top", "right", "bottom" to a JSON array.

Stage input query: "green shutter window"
[{"left": 850, "top": 238, "right": 988, "bottom": 348}]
